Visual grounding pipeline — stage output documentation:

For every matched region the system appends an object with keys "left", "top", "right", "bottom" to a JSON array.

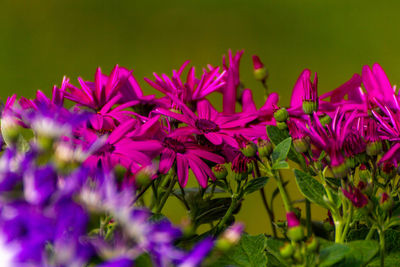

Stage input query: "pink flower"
[
  {"left": 156, "top": 96, "right": 257, "bottom": 148},
  {"left": 159, "top": 136, "right": 224, "bottom": 188},
  {"left": 144, "top": 61, "right": 225, "bottom": 107}
]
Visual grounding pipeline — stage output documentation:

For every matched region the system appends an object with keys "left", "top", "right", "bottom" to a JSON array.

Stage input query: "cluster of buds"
[{"left": 279, "top": 212, "right": 319, "bottom": 264}]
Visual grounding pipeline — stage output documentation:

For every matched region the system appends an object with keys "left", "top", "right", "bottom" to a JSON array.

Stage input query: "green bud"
[
  {"left": 257, "top": 138, "right": 273, "bottom": 158},
  {"left": 306, "top": 236, "right": 319, "bottom": 252},
  {"left": 319, "top": 114, "right": 332, "bottom": 127},
  {"left": 1, "top": 116, "right": 23, "bottom": 145},
  {"left": 359, "top": 165, "right": 371, "bottom": 182},
  {"left": 241, "top": 141, "right": 258, "bottom": 158},
  {"left": 287, "top": 225, "right": 304, "bottom": 242},
  {"left": 380, "top": 193, "right": 393, "bottom": 212},
  {"left": 302, "top": 100, "right": 318, "bottom": 115},
  {"left": 293, "top": 138, "right": 309, "bottom": 153},
  {"left": 331, "top": 162, "right": 348, "bottom": 179},
  {"left": 254, "top": 67, "right": 268, "bottom": 81},
  {"left": 280, "top": 243, "right": 294, "bottom": 258},
  {"left": 346, "top": 157, "right": 356, "bottom": 170},
  {"left": 135, "top": 167, "right": 152, "bottom": 187},
  {"left": 274, "top": 108, "right": 289, "bottom": 122},
  {"left": 276, "top": 121, "right": 288, "bottom": 130},
  {"left": 212, "top": 164, "right": 228, "bottom": 180},
  {"left": 366, "top": 141, "right": 383, "bottom": 156}
]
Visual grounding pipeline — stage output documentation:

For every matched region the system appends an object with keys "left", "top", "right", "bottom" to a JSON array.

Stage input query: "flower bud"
[
  {"left": 302, "top": 100, "right": 318, "bottom": 115},
  {"left": 274, "top": 108, "right": 289, "bottom": 122},
  {"left": 380, "top": 162, "right": 396, "bottom": 180},
  {"left": 216, "top": 223, "right": 244, "bottom": 251},
  {"left": 293, "top": 138, "right": 309, "bottom": 153},
  {"left": 252, "top": 55, "right": 268, "bottom": 81},
  {"left": 286, "top": 211, "right": 304, "bottom": 242},
  {"left": 240, "top": 141, "right": 258, "bottom": 158},
  {"left": 306, "top": 236, "right": 319, "bottom": 252},
  {"left": 280, "top": 243, "right": 294, "bottom": 258},
  {"left": 1, "top": 115, "right": 23, "bottom": 145},
  {"left": 345, "top": 157, "right": 356, "bottom": 170},
  {"left": 366, "top": 140, "right": 383, "bottom": 156},
  {"left": 359, "top": 164, "right": 371, "bottom": 182},
  {"left": 380, "top": 192, "right": 393, "bottom": 212},
  {"left": 135, "top": 166, "right": 154, "bottom": 187},
  {"left": 276, "top": 121, "right": 288, "bottom": 130},
  {"left": 319, "top": 114, "right": 332, "bottom": 127},
  {"left": 331, "top": 162, "right": 348, "bottom": 179},
  {"left": 287, "top": 226, "right": 305, "bottom": 242},
  {"left": 212, "top": 164, "right": 228, "bottom": 180},
  {"left": 257, "top": 138, "right": 273, "bottom": 158}
]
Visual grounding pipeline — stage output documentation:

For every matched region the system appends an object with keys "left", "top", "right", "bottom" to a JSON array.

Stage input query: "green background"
[{"left": 1, "top": 0, "right": 399, "bottom": 234}]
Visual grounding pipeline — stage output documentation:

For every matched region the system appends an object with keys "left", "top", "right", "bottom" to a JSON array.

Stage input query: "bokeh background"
[{"left": 2, "top": 0, "right": 400, "bottom": 234}]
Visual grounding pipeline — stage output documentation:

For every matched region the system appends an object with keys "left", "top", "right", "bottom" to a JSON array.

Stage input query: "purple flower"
[
  {"left": 23, "top": 165, "right": 57, "bottom": 205},
  {"left": 176, "top": 238, "right": 214, "bottom": 267}
]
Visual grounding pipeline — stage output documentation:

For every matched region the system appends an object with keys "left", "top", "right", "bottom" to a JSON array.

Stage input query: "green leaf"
[
  {"left": 335, "top": 240, "right": 379, "bottom": 266},
  {"left": 319, "top": 243, "right": 350, "bottom": 267},
  {"left": 135, "top": 253, "right": 153, "bottom": 267},
  {"left": 294, "top": 169, "right": 328, "bottom": 208},
  {"left": 187, "top": 196, "right": 236, "bottom": 225},
  {"left": 265, "top": 238, "right": 288, "bottom": 267},
  {"left": 243, "top": 177, "right": 269, "bottom": 195},
  {"left": 213, "top": 234, "right": 268, "bottom": 267},
  {"left": 271, "top": 137, "right": 292, "bottom": 163},
  {"left": 271, "top": 161, "right": 289, "bottom": 170},
  {"left": 266, "top": 126, "right": 302, "bottom": 166},
  {"left": 368, "top": 253, "right": 400, "bottom": 266}
]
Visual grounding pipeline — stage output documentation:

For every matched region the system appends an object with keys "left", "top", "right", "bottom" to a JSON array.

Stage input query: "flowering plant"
[{"left": 1, "top": 50, "right": 400, "bottom": 266}]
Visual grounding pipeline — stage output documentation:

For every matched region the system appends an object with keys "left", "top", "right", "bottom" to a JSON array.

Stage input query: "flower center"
[
  {"left": 163, "top": 137, "right": 186, "bottom": 154},
  {"left": 195, "top": 119, "right": 219, "bottom": 133}
]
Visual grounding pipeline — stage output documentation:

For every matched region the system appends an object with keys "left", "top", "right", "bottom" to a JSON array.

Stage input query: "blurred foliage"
[{"left": 2, "top": 0, "right": 400, "bottom": 234}]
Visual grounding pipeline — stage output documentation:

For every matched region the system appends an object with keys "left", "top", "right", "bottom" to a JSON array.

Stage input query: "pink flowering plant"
[{"left": 2, "top": 50, "right": 400, "bottom": 266}]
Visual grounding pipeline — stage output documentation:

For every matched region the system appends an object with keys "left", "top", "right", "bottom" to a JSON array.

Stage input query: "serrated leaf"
[
  {"left": 213, "top": 234, "right": 268, "bottom": 267},
  {"left": 271, "top": 137, "right": 292, "bottom": 163},
  {"left": 243, "top": 177, "right": 269, "bottom": 195},
  {"left": 294, "top": 169, "right": 328, "bottom": 208},
  {"left": 271, "top": 161, "right": 289, "bottom": 170}
]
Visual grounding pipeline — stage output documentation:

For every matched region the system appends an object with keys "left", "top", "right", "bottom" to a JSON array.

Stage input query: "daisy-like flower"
[
  {"left": 159, "top": 135, "right": 224, "bottom": 188},
  {"left": 65, "top": 65, "right": 140, "bottom": 131},
  {"left": 145, "top": 61, "right": 226, "bottom": 108},
  {"left": 156, "top": 96, "right": 257, "bottom": 148},
  {"left": 83, "top": 118, "right": 162, "bottom": 173}
]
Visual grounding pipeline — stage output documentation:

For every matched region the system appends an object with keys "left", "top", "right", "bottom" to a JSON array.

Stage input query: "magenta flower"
[
  {"left": 144, "top": 61, "right": 225, "bottom": 107},
  {"left": 220, "top": 50, "right": 244, "bottom": 114},
  {"left": 159, "top": 135, "right": 224, "bottom": 187},
  {"left": 84, "top": 119, "right": 162, "bottom": 172},
  {"left": 286, "top": 211, "right": 300, "bottom": 228},
  {"left": 362, "top": 63, "right": 399, "bottom": 110},
  {"left": 156, "top": 97, "right": 257, "bottom": 148}
]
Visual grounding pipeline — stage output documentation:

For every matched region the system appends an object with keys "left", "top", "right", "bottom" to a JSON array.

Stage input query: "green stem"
[
  {"left": 215, "top": 196, "right": 239, "bottom": 236},
  {"left": 305, "top": 199, "right": 312, "bottom": 237},
  {"left": 340, "top": 205, "right": 353, "bottom": 243},
  {"left": 254, "top": 162, "right": 277, "bottom": 237},
  {"left": 366, "top": 226, "right": 375, "bottom": 240},
  {"left": 275, "top": 170, "right": 292, "bottom": 212},
  {"left": 156, "top": 177, "right": 177, "bottom": 214},
  {"left": 379, "top": 229, "right": 385, "bottom": 267}
]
